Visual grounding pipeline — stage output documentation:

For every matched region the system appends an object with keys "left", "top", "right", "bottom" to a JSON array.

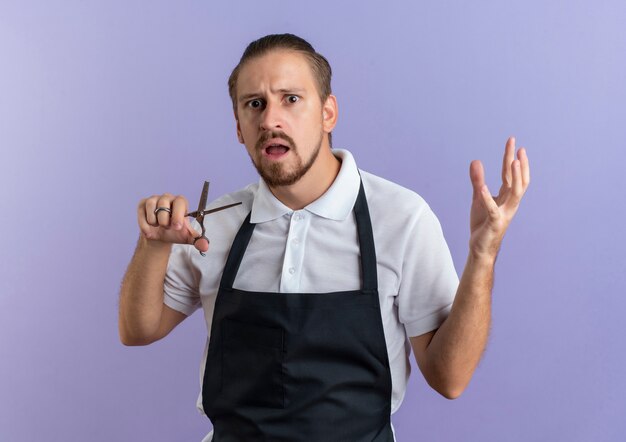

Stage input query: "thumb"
[
  {"left": 469, "top": 160, "right": 485, "bottom": 201},
  {"left": 480, "top": 184, "right": 500, "bottom": 221}
]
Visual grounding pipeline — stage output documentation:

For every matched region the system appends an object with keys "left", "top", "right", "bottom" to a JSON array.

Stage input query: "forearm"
[
  {"left": 118, "top": 236, "right": 173, "bottom": 345},
  {"left": 422, "top": 252, "right": 495, "bottom": 398},
  {"left": 416, "top": 137, "right": 528, "bottom": 398}
]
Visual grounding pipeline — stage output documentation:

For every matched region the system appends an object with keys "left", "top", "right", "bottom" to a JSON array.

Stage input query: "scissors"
[{"left": 186, "top": 181, "right": 242, "bottom": 256}]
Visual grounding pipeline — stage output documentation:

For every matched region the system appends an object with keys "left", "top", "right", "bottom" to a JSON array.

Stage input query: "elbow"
[
  {"left": 438, "top": 387, "right": 465, "bottom": 400},
  {"left": 119, "top": 334, "right": 152, "bottom": 346},
  {"left": 119, "top": 334, "right": 156, "bottom": 346},
  {"left": 118, "top": 311, "right": 161, "bottom": 346},
  {"left": 428, "top": 377, "right": 468, "bottom": 400},
  {"left": 118, "top": 324, "right": 157, "bottom": 347},
  {"left": 422, "top": 364, "right": 472, "bottom": 400}
]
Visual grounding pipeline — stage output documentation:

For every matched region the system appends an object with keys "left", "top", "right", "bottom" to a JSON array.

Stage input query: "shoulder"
[{"left": 359, "top": 170, "right": 431, "bottom": 222}]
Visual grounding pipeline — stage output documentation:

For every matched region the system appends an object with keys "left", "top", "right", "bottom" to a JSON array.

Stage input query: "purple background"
[{"left": 1, "top": 1, "right": 625, "bottom": 441}]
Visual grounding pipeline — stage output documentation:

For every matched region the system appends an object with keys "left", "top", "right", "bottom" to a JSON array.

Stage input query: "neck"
[{"left": 268, "top": 146, "right": 341, "bottom": 210}]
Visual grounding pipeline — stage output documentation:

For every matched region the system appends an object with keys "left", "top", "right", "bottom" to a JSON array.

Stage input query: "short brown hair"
[{"left": 228, "top": 33, "right": 333, "bottom": 113}]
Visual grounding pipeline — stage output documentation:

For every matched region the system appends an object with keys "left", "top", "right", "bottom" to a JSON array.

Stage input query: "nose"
[{"left": 259, "top": 100, "right": 283, "bottom": 131}]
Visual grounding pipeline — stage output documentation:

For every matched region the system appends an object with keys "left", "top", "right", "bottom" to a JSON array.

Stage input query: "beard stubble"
[{"left": 251, "top": 130, "right": 324, "bottom": 187}]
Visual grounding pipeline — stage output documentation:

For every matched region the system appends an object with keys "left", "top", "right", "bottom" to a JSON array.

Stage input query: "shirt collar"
[{"left": 250, "top": 149, "right": 361, "bottom": 223}]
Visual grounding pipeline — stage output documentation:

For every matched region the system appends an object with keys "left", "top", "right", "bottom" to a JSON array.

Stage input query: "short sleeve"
[
  {"left": 397, "top": 206, "right": 459, "bottom": 337},
  {"left": 163, "top": 243, "right": 202, "bottom": 316}
]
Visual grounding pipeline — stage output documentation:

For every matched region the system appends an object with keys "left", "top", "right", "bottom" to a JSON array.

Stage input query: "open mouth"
[{"left": 263, "top": 142, "right": 291, "bottom": 158}]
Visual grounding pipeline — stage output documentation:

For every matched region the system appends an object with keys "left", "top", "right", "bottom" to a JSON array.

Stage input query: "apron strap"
[
  {"left": 219, "top": 211, "right": 254, "bottom": 290},
  {"left": 354, "top": 180, "right": 378, "bottom": 293}
]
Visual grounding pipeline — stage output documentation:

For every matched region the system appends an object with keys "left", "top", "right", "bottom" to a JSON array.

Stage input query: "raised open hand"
[{"left": 468, "top": 136, "right": 530, "bottom": 260}]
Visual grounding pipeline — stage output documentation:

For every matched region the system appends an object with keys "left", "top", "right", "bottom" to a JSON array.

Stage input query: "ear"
[
  {"left": 235, "top": 112, "right": 245, "bottom": 144},
  {"left": 322, "top": 94, "right": 338, "bottom": 134}
]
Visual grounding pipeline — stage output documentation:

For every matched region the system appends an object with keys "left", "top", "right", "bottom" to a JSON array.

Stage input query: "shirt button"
[
  {"left": 292, "top": 238, "right": 300, "bottom": 245},
  {"left": 294, "top": 213, "right": 303, "bottom": 221},
  {"left": 288, "top": 267, "right": 296, "bottom": 275}
]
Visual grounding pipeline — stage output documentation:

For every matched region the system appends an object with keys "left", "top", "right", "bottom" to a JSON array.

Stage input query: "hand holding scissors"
[
  {"left": 138, "top": 181, "right": 241, "bottom": 255},
  {"left": 185, "top": 181, "right": 241, "bottom": 256}
]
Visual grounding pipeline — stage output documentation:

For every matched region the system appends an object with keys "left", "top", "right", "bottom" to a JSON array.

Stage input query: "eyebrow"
[{"left": 238, "top": 88, "right": 306, "bottom": 103}]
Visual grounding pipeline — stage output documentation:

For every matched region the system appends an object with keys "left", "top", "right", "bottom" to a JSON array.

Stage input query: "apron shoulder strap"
[
  {"left": 353, "top": 180, "right": 378, "bottom": 293},
  {"left": 219, "top": 212, "right": 255, "bottom": 290}
]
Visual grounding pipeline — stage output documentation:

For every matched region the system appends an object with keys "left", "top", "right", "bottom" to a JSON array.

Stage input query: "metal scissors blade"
[
  {"left": 195, "top": 181, "right": 210, "bottom": 221},
  {"left": 186, "top": 202, "right": 242, "bottom": 218},
  {"left": 186, "top": 181, "right": 242, "bottom": 218}
]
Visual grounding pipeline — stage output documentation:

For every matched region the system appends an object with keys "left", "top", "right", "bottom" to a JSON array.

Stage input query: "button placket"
[{"left": 279, "top": 211, "right": 309, "bottom": 293}]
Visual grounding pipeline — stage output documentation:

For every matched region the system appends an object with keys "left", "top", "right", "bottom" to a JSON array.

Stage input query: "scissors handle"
[{"left": 192, "top": 234, "right": 209, "bottom": 257}]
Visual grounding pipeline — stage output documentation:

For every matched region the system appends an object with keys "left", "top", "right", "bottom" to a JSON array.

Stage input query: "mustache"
[{"left": 255, "top": 131, "right": 296, "bottom": 151}]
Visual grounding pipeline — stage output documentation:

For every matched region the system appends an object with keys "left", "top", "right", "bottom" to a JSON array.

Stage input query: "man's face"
[{"left": 235, "top": 50, "right": 333, "bottom": 187}]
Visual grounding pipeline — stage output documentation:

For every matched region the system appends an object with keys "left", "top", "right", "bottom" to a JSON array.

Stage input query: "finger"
[
  {"left": 518, "top": 147, "right": 530, "bottom": 189},
  {"left": 469, "top": 160, "right": 486, "bottom": 201},
  {"left": 509, "top": 159, "right": 523, "bottom": 207},
  {"left": 501, "top": 136, "right": 516, "bottom": 187},
  {"left": 137, "top": 199, "right": 156, "bottom": 237},
  {"left": 480, "top": 184, "right": 501, "bottom": 221},
  {"left": 182, "top": 217, "right": 202, "bottom": 241},
  {"left": 155, "top": 193, "right": 175, "bottom": 228},
  {"left": 143, "top": 196, "right": 160, "bottom": 227},
  {"left": 170, "top": 195, "right": 188, "bottom": 231},
  {"left": 194, "top": 237, "right": 210, "bottom": 253},
  {"left": 183, "top": 218, "right": 209, "bottom": 252}
]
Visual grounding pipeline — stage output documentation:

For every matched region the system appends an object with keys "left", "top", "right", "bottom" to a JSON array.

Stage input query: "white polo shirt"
[{"left": 164, "top": 149, "right": 459, "bottom": 420}]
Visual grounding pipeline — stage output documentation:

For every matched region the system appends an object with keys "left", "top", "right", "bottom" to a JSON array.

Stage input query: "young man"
[{"left": 119, "top": 34, "right": 530, "bottom": 441}]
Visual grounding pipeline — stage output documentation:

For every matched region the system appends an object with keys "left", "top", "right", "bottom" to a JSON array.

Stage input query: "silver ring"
[{"left": 154, "top": 207, "right": 172, "bottom": 216}]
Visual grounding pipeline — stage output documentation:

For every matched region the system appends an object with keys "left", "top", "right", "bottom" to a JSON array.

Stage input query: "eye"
[
  {"left": 247, "top": 99, "right": 264, "bottom": 109},
  {"left": 286, "top": 95, "right": 299, "bottom": 104}
]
